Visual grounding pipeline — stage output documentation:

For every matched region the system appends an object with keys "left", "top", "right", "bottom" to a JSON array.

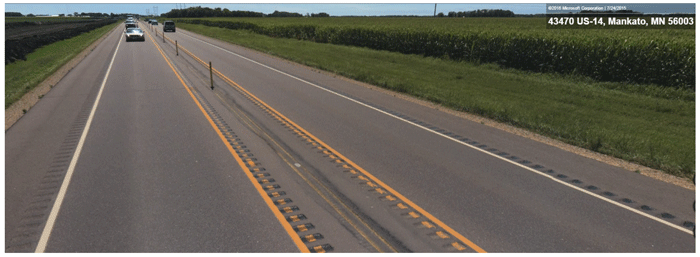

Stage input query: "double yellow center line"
[
  {"left": 147, "top": 27, "right": 485, "bottom": 253},
  {"left": 143, "top": 28, "right": 310, "bottom": 252}
]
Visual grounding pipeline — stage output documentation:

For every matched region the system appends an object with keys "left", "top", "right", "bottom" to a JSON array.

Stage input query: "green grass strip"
[
  {"left": 5, "top": 21, "right": 119, "bottom": 108},
  {"left": 177, "top": 23, "right": 694, "bottom": 179}
]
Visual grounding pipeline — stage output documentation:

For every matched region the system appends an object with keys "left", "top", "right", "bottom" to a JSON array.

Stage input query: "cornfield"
[{"left": 177, "top": 17, "right": 695, "bottom": 90}]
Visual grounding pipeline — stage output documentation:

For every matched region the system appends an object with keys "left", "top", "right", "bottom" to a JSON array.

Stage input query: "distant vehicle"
[
  {"left": 125, "top": 22, "right": 137, "bottom": 29},
  {"left": 144, "top": 18, "right": 150, "bottom": 22},
  {"left": 163, "top": 21, "right": 176, "bottom": 32},
  {"left": 150, "top": 20, "right": 158, "bottom": 25},
  {"left": 125, "top": 28, "right": 145, "bottom": 42}
]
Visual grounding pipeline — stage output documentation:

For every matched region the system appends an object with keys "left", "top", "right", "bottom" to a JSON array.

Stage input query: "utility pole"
[{"left": 434, "top": 4, "right": 437, "bottom": 17}]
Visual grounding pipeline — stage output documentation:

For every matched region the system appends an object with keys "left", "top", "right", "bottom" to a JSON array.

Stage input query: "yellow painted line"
[
  {"left": 295, "top": 224, "right": 309, "bottom": 232},
  {"left": 304, "top": 234, "right": 317, "bottom": 242},
  {"left": 452, "top": 242, "right": 467, "bottom": 251},
  {"left": 288, "top": 215, "right": 302, "bottom": 222},
  {"left": 192, "top": 29, "right": 695, "bottom": 237},
  {"left": 312, "top": 245, "right": 326, "bottom": 253},
  {"left": 212, "top": 64, "right": 486, "bottom": 252},
  {"left": 143, "top": 29, "right": 310, "bottom": 253},
  {"left": 435, "top": 231, "right": 450, "bottom": 239},
  {"left": 168, "top": 36, "right": 486, "bottom": 253},
  {"left": 213, "top": 93, "right": 394, "bottom": 253},
  {"left": 421, "top": 221, "right": 436, "bottom": 229}
]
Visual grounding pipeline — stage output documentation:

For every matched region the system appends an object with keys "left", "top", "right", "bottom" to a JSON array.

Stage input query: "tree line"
[
  {"left": 163, "top": 6, "right": 330, "bottom": 18},
  {"left": 5, "top": 11, "right": 130, "bottom": 18},
  {"left": 165, "top": 7, "right": 263, "bottom": 18},
  {"left": 438, "top": 9, "right": 515, "bottom": 17}
]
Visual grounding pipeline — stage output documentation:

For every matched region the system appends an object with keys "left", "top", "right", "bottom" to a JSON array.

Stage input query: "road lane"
[
  {"left": 5, "top": 25, "right": 123, "bottom": 252},
  {"left": 155, "top": 26, "right": 694, "bottom": 252},
  {"left": 35, "top": 25, "right": 123, "bottom": 253},
  {"left": 41, "top": 26, "right": 306, "bottom": 252},
  {"left": 5, "top": 20, "right": 694, "bottom": 253},
  {"left": 138, "top": 26, "right": 394, "bottom": 252}
]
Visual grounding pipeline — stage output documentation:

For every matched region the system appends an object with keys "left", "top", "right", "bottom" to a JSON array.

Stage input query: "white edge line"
[
  {"left": 34, "top": 32, "right": 123, "bottom": 253},
  {"left": 180, "top": 31, "right": 693, "bottom": 235}
]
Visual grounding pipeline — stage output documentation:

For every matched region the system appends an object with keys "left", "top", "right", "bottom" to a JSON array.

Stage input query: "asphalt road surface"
[{"left": 5, "top": 21, "right": 695, "bottom": 252}]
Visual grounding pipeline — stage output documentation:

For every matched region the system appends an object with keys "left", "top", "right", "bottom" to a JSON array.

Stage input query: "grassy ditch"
[
  {"left": 5, "top": 20, "right": 119, "bottom": 108},
  {"left": 177, "top": 23, "right": 694, "bottom": 179}
]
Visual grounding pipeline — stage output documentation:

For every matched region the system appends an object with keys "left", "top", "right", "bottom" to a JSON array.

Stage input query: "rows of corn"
[{"left": 176, "top": 17, "right": 694, "bottom": 90}]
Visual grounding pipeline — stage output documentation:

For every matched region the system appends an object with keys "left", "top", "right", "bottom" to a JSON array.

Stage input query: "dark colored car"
[{"left": 163, "top": 21, "right": 176, "bottom": 32}]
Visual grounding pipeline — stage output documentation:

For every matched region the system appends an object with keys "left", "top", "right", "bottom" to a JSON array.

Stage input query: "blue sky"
[
  {"left": 5, "top": 2, "right": 547, "bottom": 16},
  {"left": 4, "top": 2, "right": 695, "bottom": 17}
]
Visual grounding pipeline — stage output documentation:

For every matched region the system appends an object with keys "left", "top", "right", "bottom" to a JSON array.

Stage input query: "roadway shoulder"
[{"left": 5, "top": 21, "right": 121, "bottom": 131}]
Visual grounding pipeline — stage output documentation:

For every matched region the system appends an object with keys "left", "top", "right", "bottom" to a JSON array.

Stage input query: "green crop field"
[
  {"left": 192, "top": 17, "right": 693, "bottom": 43},
  {"left": 179, "top": 17, "right": 694, "bottom": 90},
  {"left": 178, "top": 17, "right": 694, "bottom": 179},
  {"left": 176, "top": 17, "right": 694, "bottom": 57},
  {"left": 5, "top": 21, "right": 119, "bottom": 108}
]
